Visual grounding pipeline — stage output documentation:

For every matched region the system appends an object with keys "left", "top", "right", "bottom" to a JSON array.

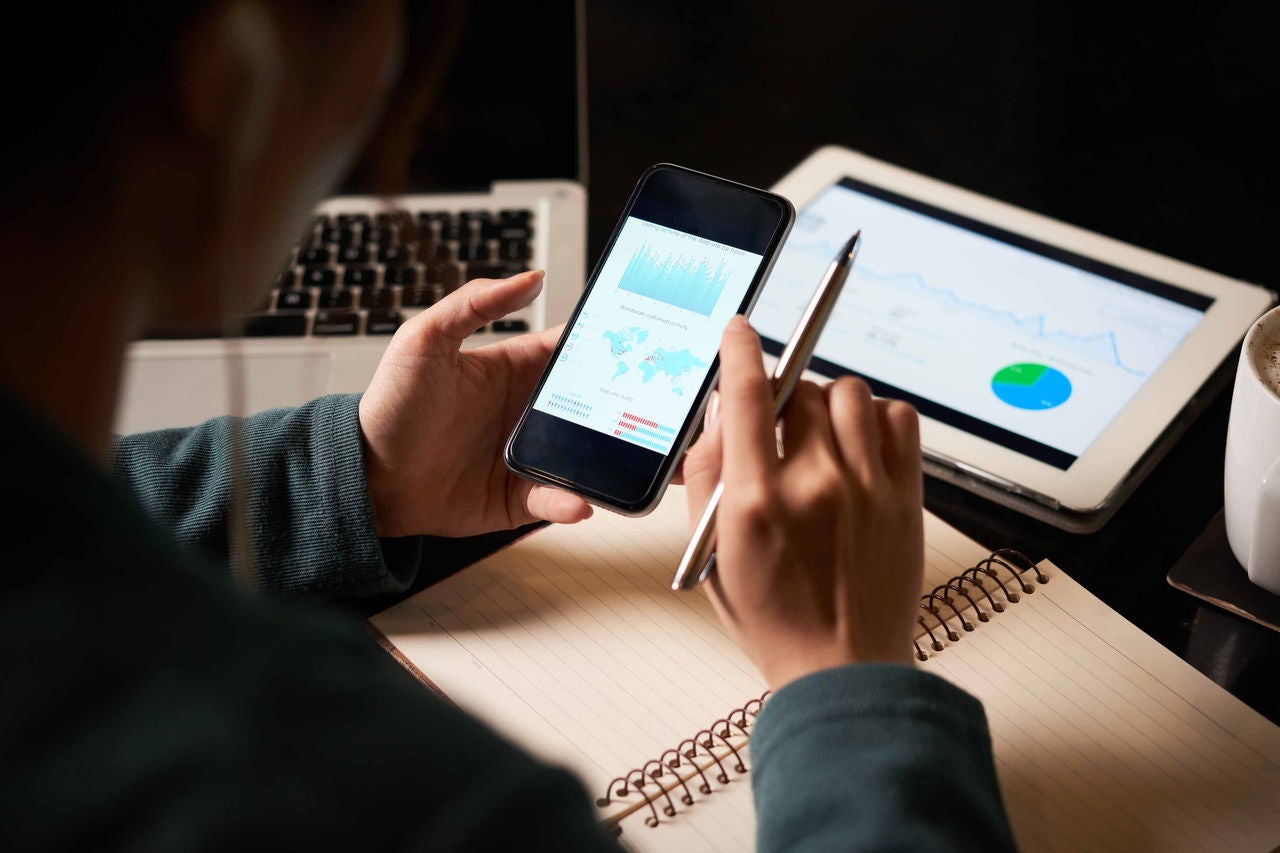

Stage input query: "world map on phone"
[{"left": 533, "top": 215, "right": 764, "bottom": 455}]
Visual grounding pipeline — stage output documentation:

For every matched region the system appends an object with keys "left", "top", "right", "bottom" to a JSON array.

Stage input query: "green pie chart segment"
[{"left": 991, "top": 363, "right": 1072, "bottom": 410}]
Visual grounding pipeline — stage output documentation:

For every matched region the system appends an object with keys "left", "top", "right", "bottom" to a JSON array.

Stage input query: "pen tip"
[{"left": 843, "top": 230, "right": 862, "bottom": 257}]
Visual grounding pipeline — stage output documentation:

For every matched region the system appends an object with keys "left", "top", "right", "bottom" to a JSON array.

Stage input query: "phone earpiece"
[{"left": 222, "top": 2, "right": 283, "bottom": 164}]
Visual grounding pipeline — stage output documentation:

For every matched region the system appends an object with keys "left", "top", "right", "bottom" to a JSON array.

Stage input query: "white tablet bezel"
[{"left": 767, "top": 146, "right": 1274, "bottom": 514}]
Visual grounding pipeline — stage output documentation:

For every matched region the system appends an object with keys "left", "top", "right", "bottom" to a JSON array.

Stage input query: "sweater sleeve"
[
  {"left": 110, "top": 394, "right": 422, "bottom": 600},
  {"left": 750, "top": 663, "right": 1016, "bottom": 852}
]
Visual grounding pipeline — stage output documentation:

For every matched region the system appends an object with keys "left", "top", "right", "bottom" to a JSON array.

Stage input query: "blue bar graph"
[{"left": 617, "top": 241, "right": 730, "bottom": 316}]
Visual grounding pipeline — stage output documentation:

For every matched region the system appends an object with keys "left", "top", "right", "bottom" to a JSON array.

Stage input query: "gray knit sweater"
[{"left": 0, "top": 390, "right": 1014, "bottom": 850}]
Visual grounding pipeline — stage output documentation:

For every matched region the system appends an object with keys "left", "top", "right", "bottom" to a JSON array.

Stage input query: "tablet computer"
[{"left": 762, "top": 146, "right": 1274, "bottom": 532}]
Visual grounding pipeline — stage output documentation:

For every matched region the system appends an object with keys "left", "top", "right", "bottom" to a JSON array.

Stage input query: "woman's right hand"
[{"left": 682, "top": 316, "right": 925, "bottom": 691}]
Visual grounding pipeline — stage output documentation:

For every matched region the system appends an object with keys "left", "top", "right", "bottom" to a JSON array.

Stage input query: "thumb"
[
  {"left": 402, "top": 270, "right": 545, "bottom": 354},
  {"left": 682, "top": 392, "right": 724, "bottom": 527}
]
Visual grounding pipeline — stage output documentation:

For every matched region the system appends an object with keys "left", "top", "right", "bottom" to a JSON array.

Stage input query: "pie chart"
[{"left": 991, "top": 363, "right": 1072, "bottom": 410}]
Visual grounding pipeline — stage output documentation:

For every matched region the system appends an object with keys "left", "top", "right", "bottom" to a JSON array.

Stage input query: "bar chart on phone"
[
  {"left": 532, "top": 215, "right": 764, "bottom": 453},
  {"left": 617, "top": 242, "right": 731, "bottom": 316}
]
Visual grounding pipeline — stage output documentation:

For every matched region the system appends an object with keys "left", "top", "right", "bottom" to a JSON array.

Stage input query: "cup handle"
[{"left": 1248, "top": 455, "right": 1280, "bottom": 594}]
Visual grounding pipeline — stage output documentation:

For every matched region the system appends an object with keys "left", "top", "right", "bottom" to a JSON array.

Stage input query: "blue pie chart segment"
[{"left": 991, "top": 363, "right": 1072, "bottom": 410}]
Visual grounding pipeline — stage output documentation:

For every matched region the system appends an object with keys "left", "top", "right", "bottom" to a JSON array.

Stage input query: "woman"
[{"left": 0, "top": 2, "right": 1013, "bottom": 848}]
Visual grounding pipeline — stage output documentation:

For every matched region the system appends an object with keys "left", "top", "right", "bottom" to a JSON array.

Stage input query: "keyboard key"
[
  {"left": 311, "top": 215, "right": 330, "bottom": 230},
  {"left": 320, "top": 227, "right": 350, "bottom": 245},
  {"left": 366, "top": 309, "right": 403, "bottom": 335},
  {"left": 343, "top": 266, "right": 376, "bottom": 286},
  {"left": 384, "top": 265, "right": 418, "bottom": 285},
  {"left": 245, "top": 314, "right": 307, "bottom": 336},
  {"left": 439, "top": 219, "right": 463, "bottom": 241},
  {"left": 336, "top": 213, "right": 370, "bottom": 228},
  {"left": 404, "top": 286, "right": 438, "bottom": 308},
  {"left": 363, "top": 227, "right": 389, "bottom": 246},
  {"left": 376, "top": 211, "right": 412, "bottom": 230},
  {"left": 319, "top": 289, "right": 353, "bottom": 309},
  {"left": 338, "top": 245, "right": 369, "bottom": 265},
  {"left": 417, "top": 241, "right": 455, "bottom": 264},
  {"left": 276, "top": 290, "right": 313, "bottom": 311},
  {"left": 274, "top": 269, "right": 296, "bottom": 289},
  {"left": 414, "top": 240, "right": 437, "bottom": 265},
  {"left": 457, "top": 242, "right": 491, "bottom": 262},
  {"left": 383, "top": 212, "right": 418, "bottom": 241},
  {"left": 498, "top": 224, "right": 533, "bottom": 240},
  {"left": 300, "top": 247, "right": 331, "bottom": 266},
  {"left": 459, "top": 213, "right": 490, "bottom": 241},
  {"left": 497, "top": 213, "right": 532, "bottom": 238},
  {"left": 499, "top": 240, "right": 532, "bottom": 261},
  {"left": 312, "top": 311, "right": 359, "bottom": 335},
  {"left": 302, "top": 268, "right": 336, "bottom": 288},
  {"left": 379, "top": 244, "right": 411, "bottom": 265},
  {"left": 361, "top": 287, "right": 396, "bottom": 309},
  {"left": 491, "top": 319, "right": 530, "bottom": 333},
  {"left": 428, "top": 262, "right": 462, "bottom": 292}
]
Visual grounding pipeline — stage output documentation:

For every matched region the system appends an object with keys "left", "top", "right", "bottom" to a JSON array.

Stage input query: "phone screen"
[
  {"left": 531, "top": 211, "right": 764, "bottom": 455},
  {"left": 508, "top": 166, "right": 792, "bottom": 511}
]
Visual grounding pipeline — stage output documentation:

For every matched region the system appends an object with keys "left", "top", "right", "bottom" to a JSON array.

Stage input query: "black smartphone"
[{"left": 505, "top": 164, "right": 795, "bottom": 514}]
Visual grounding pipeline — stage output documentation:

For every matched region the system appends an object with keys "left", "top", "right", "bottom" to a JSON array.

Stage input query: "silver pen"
[{"left": 670, "top": 230, "right": 863, "bottom": 591}]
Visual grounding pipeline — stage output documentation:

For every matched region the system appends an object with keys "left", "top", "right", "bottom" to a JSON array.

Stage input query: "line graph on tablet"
[
  {"left": 751, "top": 182, "right": 1206, "bottom": 457},
  {"left": 782, "top": 238, "right": 1157, "bottom": 377}
]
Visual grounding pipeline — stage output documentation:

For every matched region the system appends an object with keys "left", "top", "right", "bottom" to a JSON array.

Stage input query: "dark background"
[
  {"left": 360, "top": 1, "right": 1280, "bottom": 722},
  {"left": 585, "top": 2, "right": 1276, "bottom": 286},
  {"left": 582, "top": 0, "right": 1280, "bottom": 721}
]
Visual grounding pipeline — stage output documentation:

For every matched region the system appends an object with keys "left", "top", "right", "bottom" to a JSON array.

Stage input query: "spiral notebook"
[{"left": 370, "top": 488, "right": 1280, "bottom": 852}]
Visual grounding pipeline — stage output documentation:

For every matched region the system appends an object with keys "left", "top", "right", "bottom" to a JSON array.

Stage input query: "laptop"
[{"left": 115, "top": 0, "right": 588, "bottom": 435}]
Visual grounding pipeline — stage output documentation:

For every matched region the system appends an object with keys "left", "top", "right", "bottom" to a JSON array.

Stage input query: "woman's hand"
[
  {"left": 358, "top": 270, "right": 592, "bottom": 538},
  {"left": 682, "top": 316, "right": 925, "bottom": 690}
]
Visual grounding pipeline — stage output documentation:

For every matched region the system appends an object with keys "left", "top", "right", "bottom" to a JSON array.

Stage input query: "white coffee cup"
[{"left": 1224, "top": 304, "right": 1280, "bottom": 594}]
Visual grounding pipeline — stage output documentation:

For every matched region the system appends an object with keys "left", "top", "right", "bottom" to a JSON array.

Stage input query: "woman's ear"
[{"left": 172, "top": 1, "right": 283, "bottom": 168}]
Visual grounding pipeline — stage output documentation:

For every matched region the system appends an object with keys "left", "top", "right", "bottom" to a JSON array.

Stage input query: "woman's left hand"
[{"left": 358, "top": 270, "right": 592, "bottom": 538}]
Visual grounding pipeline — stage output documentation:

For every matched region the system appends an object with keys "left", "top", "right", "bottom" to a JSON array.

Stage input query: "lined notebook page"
[
  {"left": 370, "top": 486, "right": 970, "bottom": 817},
  {"left": 371, "top": 487, "right": 757, "bottom": 815},
  {"left": 372, "top": 487, "right": 1280, "bottom": 851},
  {"left": 925, "top": 562, "right": 1280, "bottom": 852}
]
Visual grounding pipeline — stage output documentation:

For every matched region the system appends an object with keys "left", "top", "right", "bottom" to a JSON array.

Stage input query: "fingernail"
[
  {"left": 704, "top": 391, "right": 720, "bottom": 430},
  {"left": 727, "top": 314, "right": 752, "bottom": 331}
]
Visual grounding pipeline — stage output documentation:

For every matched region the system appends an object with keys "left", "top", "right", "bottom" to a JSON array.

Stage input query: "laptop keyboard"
[{"left": 243, "top": 207, "right": 535, "bottom": 338}]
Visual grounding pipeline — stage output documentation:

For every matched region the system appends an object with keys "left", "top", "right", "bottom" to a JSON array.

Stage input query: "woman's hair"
[
  {"left": 3, "top": 8, "right": 205, "bottom": 211},
  {"left": 3, "top": 2, "right": 468, "bottom": 215}
]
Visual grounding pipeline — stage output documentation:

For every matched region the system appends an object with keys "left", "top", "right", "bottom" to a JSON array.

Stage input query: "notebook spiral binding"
[
  {"left": 597, "top": 692, "right": 770, "bottom": 828},
  {"left": 915, "top": 549, "right": 1048, "bottom": 660},
  {"left": 600, "top": 548, "right": 1047, "bottom": 828}
]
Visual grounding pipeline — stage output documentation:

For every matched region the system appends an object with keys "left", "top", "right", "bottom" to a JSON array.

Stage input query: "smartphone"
[{"left": 505, "top": 164, "right": 795, "bottom": 514}]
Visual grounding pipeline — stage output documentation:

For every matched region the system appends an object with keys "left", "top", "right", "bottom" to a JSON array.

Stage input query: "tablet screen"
[{"left": 753, "top": 178, "right": 1213, "bottom": 469}]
